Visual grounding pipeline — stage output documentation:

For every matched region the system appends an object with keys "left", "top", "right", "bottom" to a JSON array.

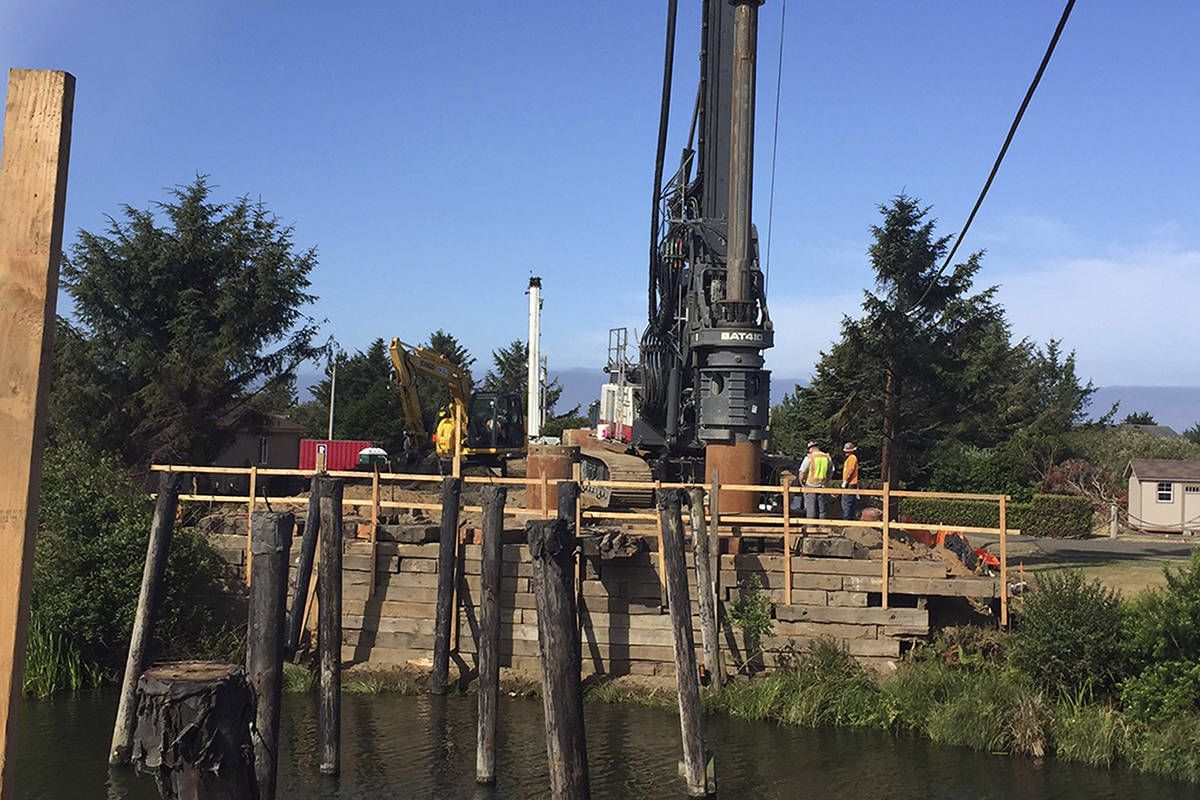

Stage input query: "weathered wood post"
[
  {"left": 131, "top": 662, "right": 256, "bottom": 799},
  {"left": 527, "top": 518, "right": 590, "bottom": 800},
  {"left": 431, "top": 476, "right": 462, "bottom": 695},
  {"left": 247, "top": 512, "right": 293, "bottom": 799},
  {"left": 317, "top": 476, "right": 344, "bottom": 776},
  {"left": 284, "top": 474, "right": 321, "bottom": 658},
  {"left": 658, "top": 489, "right": 711, "bottom": 796},
  {"left": 686, "top": 487, "right": 721, "bottom": 687},
  {"left": 109, "top": 471, "right": 184, "bottom": 766},
  {"left": 0, "top": 68, "right": 74, "bottom": 800},
  {"left": 476, "top": 485, "right": 507, "bottom": 785}
]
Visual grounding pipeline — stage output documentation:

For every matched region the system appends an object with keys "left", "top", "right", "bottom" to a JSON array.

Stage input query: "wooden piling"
[
  {"left": 0, "top": 68, "right": 75, "bottom": 800},
  {"left": 245, "top": 465, "right": 257, "bottom": 586},
  {"left": 247, "top": 512, "right": 293, "bottom": 800},
  {"left": 109, "top": 471, "right": 183, "bottom": 765},
  {"left": 686, "top": 487, "right": 721, "bottom": 687},
  {"left": 431, "top": 476, "right": 462, "bottom": 695},
  {"left": 527, "top": 518, "right": 590, "bottom": 800},
  {"left": 317, "top": 476, "right": 344, "bottom": 776},
  {"left": 130, "top": 662, "right": 256, "bottom": 799},
  {"left": 708, "top": 469, "right": 724, "bottom": 680},
  {"left": 285, "top": 473, "right": 321, "bottom": 658},
  {"left": 658, "top": 490, "right": 710, "bottom": 796},
  {"left": 476, "top": 485, "right": 507, "bottom": 785}
]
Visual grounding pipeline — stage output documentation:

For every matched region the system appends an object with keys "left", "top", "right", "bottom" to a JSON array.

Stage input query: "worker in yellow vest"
[{"left": 799, "top": 440, "right": 832, "bottom": 519}]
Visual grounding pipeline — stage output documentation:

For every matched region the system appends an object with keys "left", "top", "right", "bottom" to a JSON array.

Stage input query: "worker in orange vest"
[
  {"left": 841, "top": 442, "right": 859, "bottom": 520},
  {"left": 799, "top": 440, "right": 832, "bottom": 519}
]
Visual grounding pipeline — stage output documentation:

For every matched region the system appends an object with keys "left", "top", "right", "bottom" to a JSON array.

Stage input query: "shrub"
[
  {"left": 922, "top": 665, "right": 1047, "bottom": 756},
  {"left": 1010, "top": 570, "right": 1125, "bottom": 697},
  {"left": 1120, "top": 661, "right": 1200, "bottom": 727},
  {"left": 31, "top": 441, "right": 226, "bottom": 680},
  {"left": 897, "top": 494, "right": 1093, "bottom": 538},
  {"left": 1124, "top": 552, "right": 1200, "bottom": 670},
  {"left": 1125, "top": 714, "right": 1200, "bottom": 783}
]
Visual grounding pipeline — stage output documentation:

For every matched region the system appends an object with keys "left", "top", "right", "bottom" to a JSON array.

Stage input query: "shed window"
[
  {"left": 258, "top": 436, "right": 269, "bottom": 465},
  {"left": 1186, "top": 485, "right": 1200, "bottom": 494},
  {"left": 1157, "top": 482, "right": 1173, "bottom": 502}
]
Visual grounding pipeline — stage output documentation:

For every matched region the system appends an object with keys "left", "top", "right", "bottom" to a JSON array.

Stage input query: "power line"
[{"left": 908, "top": 0, "right": 1076, "bottom": 316}]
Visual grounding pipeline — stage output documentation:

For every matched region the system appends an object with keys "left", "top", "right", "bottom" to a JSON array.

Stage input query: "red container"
[{"left": 299, "top": 439, "right": 373, "bottom": 471}]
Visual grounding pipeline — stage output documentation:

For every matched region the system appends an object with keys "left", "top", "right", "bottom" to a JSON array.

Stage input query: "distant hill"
[{"left": 1090, "top": 386, "right": 1200, "bottom": 432}]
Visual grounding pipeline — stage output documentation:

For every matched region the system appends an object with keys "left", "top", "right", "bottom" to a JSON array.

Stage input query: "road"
[{"left": 968, "top": 532, "right": 1196, "bottom": 567}]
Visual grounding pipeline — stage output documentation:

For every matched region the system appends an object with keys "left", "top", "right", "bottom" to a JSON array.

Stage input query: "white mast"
[{"left": 526, "top": 276, "right": 542, "bottom": 438}]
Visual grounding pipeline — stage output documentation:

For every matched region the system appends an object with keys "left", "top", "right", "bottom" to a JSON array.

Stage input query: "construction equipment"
[
  {"left": 388, "top": 339, "right": 526, "bottom": 468},
  {"left": 582, "top": 0, "right": 788, "bottom": 510}
]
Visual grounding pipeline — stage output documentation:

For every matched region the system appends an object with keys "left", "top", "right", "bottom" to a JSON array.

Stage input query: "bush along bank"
[
  {"left": 701, "top": 555, "right": 1200, "bottom": 785},
  {"left": 898, "top": 493, "right": 1094, "bottom": 538}
]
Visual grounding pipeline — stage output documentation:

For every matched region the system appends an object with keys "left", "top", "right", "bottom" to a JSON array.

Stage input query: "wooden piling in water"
[
  {"left": 131, "top": 662, "right": 256, "bottom": 799},
  {"left": 527, "top": 518, "right": 590, "bottom": 800},
  {"left": 658, "top": 489, "right": 711, "bottom": 797},
  {"left": 431, "top": 476, "right": 462, "bottom": 695},
  {"left": 317, "top": 476, "right": 344, "bottom": 776},
  {"left": 110, "top": 470, "right": 183, "bottom": 766},
  {"left": 476, "top": 485, "right": 507, "bottom": 785},
  {"left": 285, "top": 473, "right": 321, "bottom": 658},
  {"left": 686, "top": 487, "right": 721, "bottom": 688},
  {"left": 247, "top": 512, "right": 293, "bottom": 800}
]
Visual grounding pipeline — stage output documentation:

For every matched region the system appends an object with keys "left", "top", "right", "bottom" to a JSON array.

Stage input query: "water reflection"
[{"left": 11, "top": 692, "right": 1197, "bottom": 799}]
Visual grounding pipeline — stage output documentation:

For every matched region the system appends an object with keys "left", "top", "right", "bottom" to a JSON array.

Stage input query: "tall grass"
[{"left": 23, "top": 620, "right": 103, "bottom": 698}]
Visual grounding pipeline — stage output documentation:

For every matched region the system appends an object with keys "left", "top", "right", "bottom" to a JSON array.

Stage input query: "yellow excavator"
[{"left": 388, "top": 338, "right": 526, "bottom": 470}]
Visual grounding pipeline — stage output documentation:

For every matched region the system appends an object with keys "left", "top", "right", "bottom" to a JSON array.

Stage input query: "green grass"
[{"left": 23, "top": 620, "right": 103, "bottom": 698}]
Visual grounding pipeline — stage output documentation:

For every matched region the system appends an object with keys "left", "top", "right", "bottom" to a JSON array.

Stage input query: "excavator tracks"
[{"left": 579, "top": 450, "right": 655, "bottom": 508}]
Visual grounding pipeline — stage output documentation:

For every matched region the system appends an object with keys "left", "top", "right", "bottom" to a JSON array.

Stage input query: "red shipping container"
[{"left": 299, "top": 439, "right": 373, "bottom": 471}]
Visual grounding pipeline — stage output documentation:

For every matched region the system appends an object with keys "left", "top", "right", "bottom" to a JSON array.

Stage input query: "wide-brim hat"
[{"left": 843, "top": 442, "right": 856, "bottom": 452}]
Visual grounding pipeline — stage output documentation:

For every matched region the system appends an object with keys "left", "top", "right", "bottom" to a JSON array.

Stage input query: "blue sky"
[{"left": 5, "top": 1, "right": 1199, "bottom": 395}]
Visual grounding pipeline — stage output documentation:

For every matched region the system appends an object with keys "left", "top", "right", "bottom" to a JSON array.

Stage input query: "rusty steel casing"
[{"left": 705, "top": 441, "right": 760, "bottom": 513}]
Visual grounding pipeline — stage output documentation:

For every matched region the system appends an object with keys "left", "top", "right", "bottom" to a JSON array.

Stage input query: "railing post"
[
  {"left": 541, "top": 472, "right": 550, "bottom": 520},
  {"left": 245, "top": 464, "right": 257, "bottom": 586},
  {"left": 453, "top": 403, "right": 463, "bottom": 478},
  {"left": 782, "top": 477, "right": 792, "bottom": 606},
  {"left": 881, "top": 481, "right": 891, "bottom": 609},
  {"left": 1000, "top": 495, "right": 1008, "bottom": 628},
  {"left": 370, "top": 464, "right": 380, "bottom": 597}
]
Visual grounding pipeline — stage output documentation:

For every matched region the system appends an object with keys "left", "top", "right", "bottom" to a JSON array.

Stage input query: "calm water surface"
[{"left": 12, "top": 692, "right": 1195, "bottom": 799}]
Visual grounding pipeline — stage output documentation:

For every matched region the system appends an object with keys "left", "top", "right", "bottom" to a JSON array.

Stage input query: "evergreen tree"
[
  {"left": 483, "top": 339, "right": 565, "bottom": 416},
  {"left": 51, "top": 176, "right": 319, "bottom": 468}
]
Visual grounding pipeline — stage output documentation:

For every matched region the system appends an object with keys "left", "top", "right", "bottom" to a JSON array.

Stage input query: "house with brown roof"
[{"left": 1127, "top": 459, "right": 1200, "bottom": 533}]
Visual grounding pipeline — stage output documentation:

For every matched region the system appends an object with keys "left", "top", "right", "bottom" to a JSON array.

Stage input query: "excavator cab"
[{"left": 467, "top": 391, "right": 524, "bottom": 450}]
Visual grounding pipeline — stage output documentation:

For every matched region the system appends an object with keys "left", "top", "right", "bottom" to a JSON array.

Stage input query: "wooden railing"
[{"left": 150, "top": 465, "right": 1016, "bottom": 626}]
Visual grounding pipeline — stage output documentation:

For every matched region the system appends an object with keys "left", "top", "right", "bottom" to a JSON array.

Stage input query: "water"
[{"left": 11, "top": 692, "right": 1195, "bottom": 799}]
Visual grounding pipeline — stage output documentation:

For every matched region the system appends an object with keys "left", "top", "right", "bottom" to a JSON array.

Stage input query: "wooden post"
[
  {"left": 0, "top": 69, "right": 74, "bottom": 800},
  {"left": 527, "top": 519, "right": 590, "bottom": 800},
  {"left": 453, "top": 403, "right": 463, "bottom": 478},
  {"left": 245, "top": 465, "right": 257, "bottom": 586},
  {"left": 109, "top": 471, "right": 182, "bottom": 766},
  {"left": 370, "top": 464, "right": 380, "bottom": 597},
  {"left": 431, "top": 477, "right": 462, "bottom": 695},
  {"left": 999, "top": 495, "right": 1008, "bottom": 628},
  {"left": 476, "top": 485, "right": 507, "bottom": 785},
  {"left": 1110, "top": 501, "right": 1119, "bottom": 539},
  {"left": 317, "top": 476, "right": 344, "bottom": 776},
  {"left": 247, "top": 512, "right": 293, "bottom": 800},
  {"left": 709, "top": 469, "right": 723, "bottom": 679},
  {"left": 657, "top": 490, "right": 710, "bottom": 796},
  {"left": 540, "top": 473, "right": 550, "bottom": 520},
  {"left": 687, "top": 488, "right": 721, "bottom": 688},
  {"left": 782, "top": 476, "right": 793, "bottom": 606},
  {"left": 881, "top": 481, "right": 891, "bottom": 609},
  {"left": 285, "top": 474, "right": 321, "bottom": 658},
  {"left": 654, "top": 479, "right": 667, "bottom": 607},
  {"left": 131, "top": 662, "right": 256, "bottom": 799}
]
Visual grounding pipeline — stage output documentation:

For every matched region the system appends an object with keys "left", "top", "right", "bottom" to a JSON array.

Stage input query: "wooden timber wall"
[{"left": 200, "top": 518, "right": 1006, "bottom": 676}]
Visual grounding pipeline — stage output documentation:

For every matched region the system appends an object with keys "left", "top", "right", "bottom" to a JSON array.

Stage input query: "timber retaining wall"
[{"left": 201, "top": 515, "right": 1006, "bottom": 676}]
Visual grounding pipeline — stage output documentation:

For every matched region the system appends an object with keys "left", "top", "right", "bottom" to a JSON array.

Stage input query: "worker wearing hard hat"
[
  {"left": 798, "top": 440, "right": 831, "bottom": 519},
  {"left": 841, "top": 442, "right": 859, "bottom": 521}
]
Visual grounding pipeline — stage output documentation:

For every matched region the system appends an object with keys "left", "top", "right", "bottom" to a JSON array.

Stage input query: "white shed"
[{"left": 1127, "top": 459, "right": 1200, "bottom": 533}]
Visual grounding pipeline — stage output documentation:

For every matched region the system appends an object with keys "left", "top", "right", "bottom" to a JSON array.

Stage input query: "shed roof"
[
  {"left": 1117, "top": 424, "right": 1180, "bottom": 438},
  {"left": 1129, "top": 459, "right": 1200, "bottom": 482}
]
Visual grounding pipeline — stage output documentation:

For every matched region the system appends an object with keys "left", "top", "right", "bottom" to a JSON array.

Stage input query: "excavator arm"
[{"left": 388, "top": 338, "right": 471, "bottom": 448}]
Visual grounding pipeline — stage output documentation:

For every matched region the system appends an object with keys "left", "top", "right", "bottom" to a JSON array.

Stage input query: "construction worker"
[
  {"left": 841, "top": 442, "right": 859, "bottom": 520},
  {"left": 798, "top": 440, "right": 831, "bottom": 519}
]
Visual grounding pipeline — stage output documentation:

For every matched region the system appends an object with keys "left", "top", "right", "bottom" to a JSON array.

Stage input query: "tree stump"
[{"left": 131, "top": 661, "right": 257, "bottom": 800}]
